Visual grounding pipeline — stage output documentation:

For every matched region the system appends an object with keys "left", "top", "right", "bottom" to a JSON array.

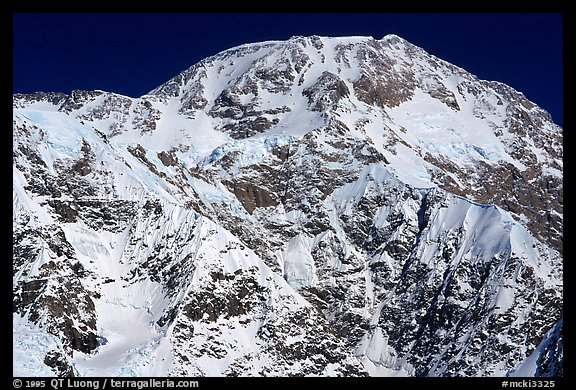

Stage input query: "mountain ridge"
[{"left": 13, "top": 34, "right": 562, "bottom": 377}]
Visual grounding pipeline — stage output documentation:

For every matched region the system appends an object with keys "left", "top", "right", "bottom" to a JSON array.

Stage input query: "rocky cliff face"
[{"left": 13, "top": 35, "right": 562, "bottom": 377}]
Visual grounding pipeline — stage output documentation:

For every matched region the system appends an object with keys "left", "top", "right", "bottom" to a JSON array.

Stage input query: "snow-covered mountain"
[{"left": 13, "top": 34, "right": 562, "bottom": 377}]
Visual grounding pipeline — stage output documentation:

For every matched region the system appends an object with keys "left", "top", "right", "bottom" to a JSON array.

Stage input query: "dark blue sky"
[{"left": 13, "top": 13, "right": 563, "bottom": 126}]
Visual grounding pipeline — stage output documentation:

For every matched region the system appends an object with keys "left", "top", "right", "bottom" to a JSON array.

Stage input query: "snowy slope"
[{"left": 13, "top": 35, "right": 562, "bottom": 377}]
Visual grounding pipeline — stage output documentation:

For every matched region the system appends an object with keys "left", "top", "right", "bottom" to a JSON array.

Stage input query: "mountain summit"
[{"left": 13, "top": 35, "right": 562, "bottom": 377}]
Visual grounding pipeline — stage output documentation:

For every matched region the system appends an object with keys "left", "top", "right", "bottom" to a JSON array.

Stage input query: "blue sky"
[{"left": 12, "top": 13, "right": 563, "bottom": 126}]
